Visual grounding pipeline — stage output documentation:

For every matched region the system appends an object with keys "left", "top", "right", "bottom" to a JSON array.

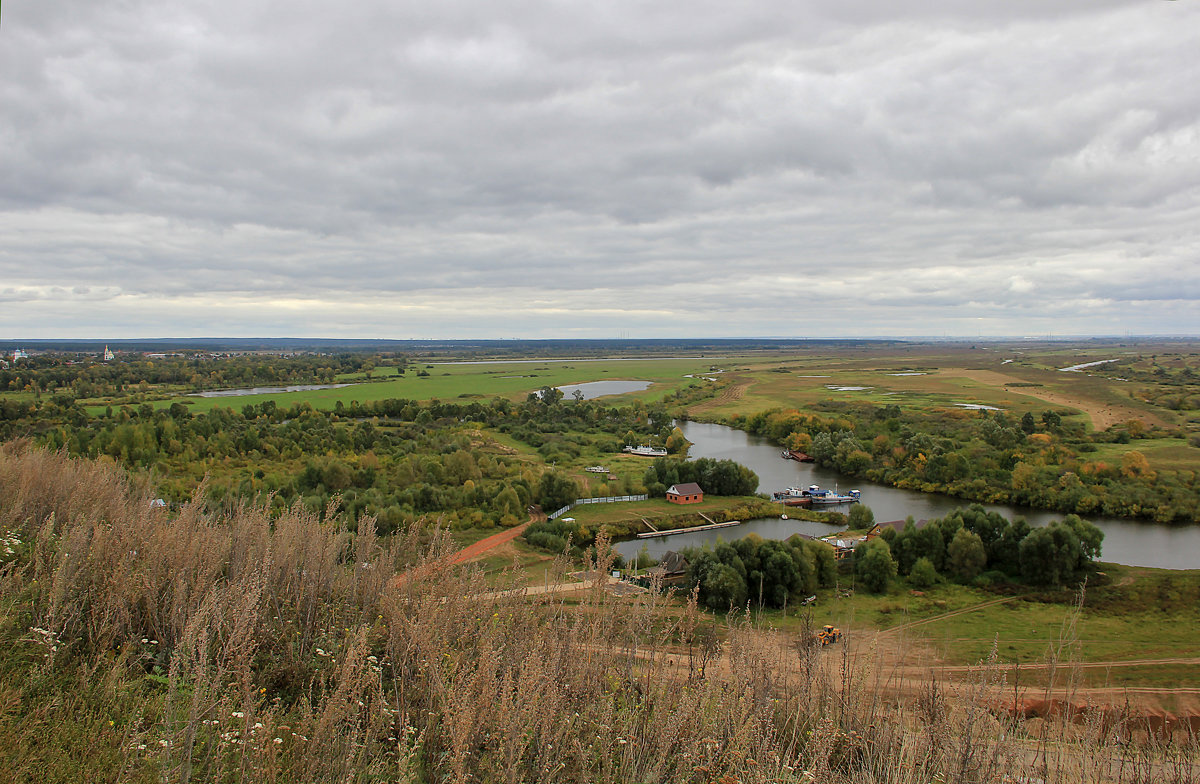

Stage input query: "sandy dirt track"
[
  {"left": 392, "top": 514, "right": 540, "bottom": 587},
  {"left": 448, "top": 517, "right": 535, "bottom": 564}
]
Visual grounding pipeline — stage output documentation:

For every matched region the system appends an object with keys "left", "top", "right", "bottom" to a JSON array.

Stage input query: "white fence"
[{"left": 548, "top": 494, "right": 648, "bottom": 520}]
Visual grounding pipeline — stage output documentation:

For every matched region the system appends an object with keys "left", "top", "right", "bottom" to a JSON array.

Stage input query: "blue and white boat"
[{"left": 801, "top": 485, "right": 860, "bottom": 505}]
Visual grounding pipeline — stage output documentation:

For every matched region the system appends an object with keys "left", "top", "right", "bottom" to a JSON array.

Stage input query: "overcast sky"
[{"left": 2, "top": 0, "right": 1198, "bottom": 339}]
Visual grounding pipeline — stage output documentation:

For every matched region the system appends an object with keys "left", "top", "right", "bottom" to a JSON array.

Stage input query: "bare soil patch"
[
  {"left": 688, "top": 375, "right": 750, "bottom": 415},
  {"left": 935, "top": 369, "right": 1151, "bottom": 430}
]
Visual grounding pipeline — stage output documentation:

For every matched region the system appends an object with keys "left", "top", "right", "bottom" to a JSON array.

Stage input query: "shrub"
[{"left": 909, "top": 557, "right": 939, "bottom": 588}]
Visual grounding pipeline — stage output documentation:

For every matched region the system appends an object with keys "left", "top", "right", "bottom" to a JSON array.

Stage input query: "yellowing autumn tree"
[{"left": 1121, "top": 450, "right": 1156, "bottom": 481}]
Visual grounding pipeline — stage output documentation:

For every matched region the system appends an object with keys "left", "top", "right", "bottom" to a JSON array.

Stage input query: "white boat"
[{"left": 623, "top": 445, "right": 668, "bottom": 457}]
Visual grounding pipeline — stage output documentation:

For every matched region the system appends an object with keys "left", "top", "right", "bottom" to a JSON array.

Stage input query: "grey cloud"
[{"left": 1, "top": 0, "right": 1198, "bottom": 337}]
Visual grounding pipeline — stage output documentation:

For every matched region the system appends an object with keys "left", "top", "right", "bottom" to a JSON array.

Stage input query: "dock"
[
  {"left": 781, "top": 449, "right": 815, "bottom": 462},
  {"left": 637, "top": 519, "right": 741, "bottom": 538}
]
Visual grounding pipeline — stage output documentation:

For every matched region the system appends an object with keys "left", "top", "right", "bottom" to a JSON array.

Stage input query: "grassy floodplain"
[
  {"left": 681, "top": 341, "right": 1200, "bottom": 477},
  {"left": 4, "top": 338, "right": 1200, "bottom": 767},
  {"left": 127, "top": 356, "right": 729, "bottom": 415},
  {"left": 690, "top": 346, "right": 1158, "bottom": 426}
]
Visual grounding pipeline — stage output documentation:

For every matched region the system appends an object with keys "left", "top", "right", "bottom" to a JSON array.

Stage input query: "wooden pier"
[{"left": 637, "top": 519, "right": 742, "bottom": 538}]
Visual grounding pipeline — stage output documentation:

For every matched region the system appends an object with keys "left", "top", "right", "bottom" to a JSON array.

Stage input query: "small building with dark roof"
[
  {"left": 665, "top": 482, "right": 704, "bottom": 504},
  {"left": 638, "top": 550, "right": 691, "bottom": 588},
  {"left": 646, "top": 550, "right": 689, "bottom": 579},
  {"left": 866, "top": 519, "right": 929, "bottom": 539}
]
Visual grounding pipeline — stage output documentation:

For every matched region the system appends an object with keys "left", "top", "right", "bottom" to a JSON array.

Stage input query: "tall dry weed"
[{"left": 0, "top": 443, "right": 1195, "bottom": 783}]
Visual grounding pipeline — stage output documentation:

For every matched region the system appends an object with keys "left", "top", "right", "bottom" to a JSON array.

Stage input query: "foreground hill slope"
[{"left": 0, "top": 442, "right": 1193, "bottom": 783}]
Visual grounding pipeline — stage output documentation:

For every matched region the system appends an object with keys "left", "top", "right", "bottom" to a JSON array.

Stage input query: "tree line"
[
  {"left": 856, "top": 505, "right": 1103, "bottom": 592},
  {"left": 641, "top": 456, "right": 760, "bottom": 498},
  {"left": 1, "top": 351, "right": 393, "bottom": 398},
  {"left": 735, "top": 402, "right": 1199, "bottom": 523},
  {"left": 2, "top": 389, "right": 680, "bottom": 533},
  {"left": 683, "top": 535, "right": 839, "bottom": 612}
]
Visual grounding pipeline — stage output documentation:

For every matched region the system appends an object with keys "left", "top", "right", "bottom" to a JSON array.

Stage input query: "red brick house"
[{"left": 666, "top": 482, "right": 704, "bottom": 504}]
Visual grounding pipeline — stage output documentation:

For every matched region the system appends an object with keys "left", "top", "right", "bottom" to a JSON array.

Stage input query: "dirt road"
[
  {"left": 878, "top": 594, "right": 1027, "bottom": 634},
  {"left": 393, "top": 513, "right": 541, "bottom": 587},
  {"left": 448, "top": 517, "right": 536, "bottom": 565}
]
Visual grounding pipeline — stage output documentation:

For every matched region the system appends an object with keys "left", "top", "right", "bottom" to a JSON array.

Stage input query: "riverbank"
[
  {"left": 549, "top": 495, "right": 790, "bottom": 542},
  {"left": 674, "top": 420, "right": 1200, "bottom": 570}
]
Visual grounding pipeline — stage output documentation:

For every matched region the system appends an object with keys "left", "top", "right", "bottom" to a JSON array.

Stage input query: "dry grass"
[{"left": 0, "top": 442, "right": 1195, "bottom": 783}]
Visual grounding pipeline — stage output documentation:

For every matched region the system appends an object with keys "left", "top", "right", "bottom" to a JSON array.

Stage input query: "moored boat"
[
  {"left": 771, "top": 487, "right": 814, "bottom": 507},
  {"left": 801, "top": 484, "right": 860, "bottom": 505},
  {"left": 623, "top": 445, "right": 668, "bottom": 457}
]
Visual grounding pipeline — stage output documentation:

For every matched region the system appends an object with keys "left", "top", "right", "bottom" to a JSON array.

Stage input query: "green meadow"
[
  {"left": 757, "top": 563, "right": 1200, "bottom": 690},
  {"left": 87, "top": 356, "right": 729, "bottom": 414}
]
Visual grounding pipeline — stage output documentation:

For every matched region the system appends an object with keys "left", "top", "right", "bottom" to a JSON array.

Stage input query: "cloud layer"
[{"left": 2, "top": 0, "right": 1198, "bottom": 338}]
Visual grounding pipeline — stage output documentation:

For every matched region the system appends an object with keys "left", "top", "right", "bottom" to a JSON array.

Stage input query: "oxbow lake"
[
  {"left": 613, "top": 421, "right": 1200, "bottom": 570},
  {"left": 190, "top": 383, "right": 355, "bottom": 398},
  {"left": 553, "top": 380, "right": 652, "bottom": 399}
]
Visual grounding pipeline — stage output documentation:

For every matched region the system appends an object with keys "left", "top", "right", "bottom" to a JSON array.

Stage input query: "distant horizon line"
[{"left": 4, "top": 334, "right": 1198, "bottom": 347}]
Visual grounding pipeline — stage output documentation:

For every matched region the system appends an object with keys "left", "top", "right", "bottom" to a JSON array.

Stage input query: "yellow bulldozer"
[{"left": 816, "top": 624, "right": 841, "bottom": 646}]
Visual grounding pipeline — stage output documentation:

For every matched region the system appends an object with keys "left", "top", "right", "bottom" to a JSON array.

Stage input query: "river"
[{"left": 614, "top": 421, "right": 1200, "bottom": 570}]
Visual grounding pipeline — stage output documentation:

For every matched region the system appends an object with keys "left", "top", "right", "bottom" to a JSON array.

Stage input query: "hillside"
[{"left": 1, "top": 443, "right": 1195, "bottom": 783}]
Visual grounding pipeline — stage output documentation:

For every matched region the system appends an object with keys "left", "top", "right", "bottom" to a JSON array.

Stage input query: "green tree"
[
  {"left": 947, "top": 528, "right": 986, "bottom": 582},
  {"left": 912, "top": 524, "right": 947, "bottom": 572},
  {"left": 494, "top": 486, "right": 523, "bottom": 518},
  {"left": 535, "top": 472, "right": 580, "bottom": 513},
  {"left": 847, "top": 504, "right": 875, "bottom": 530},
  {"left": 802, "top": 538, "right": 838, "bottom": 587},
  {"left": 321, "top": 459, "right": 354, "bottom": 492},
  {"left": 705, "top": 564, "right": 749, "bottom": 611},
  {"left": 1019, "top": 524, "right": 1081, "bottom": 585},
  {"left": 854, "top": 538, "right": 896, "bottom": 593},
  {"left": 1061, "top": 514, "right": 1104, "bottom": 562},
  {"left": 988, "top": 517, "right": 1030, "bottom": 576}
]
